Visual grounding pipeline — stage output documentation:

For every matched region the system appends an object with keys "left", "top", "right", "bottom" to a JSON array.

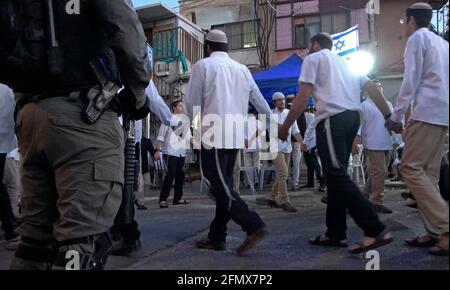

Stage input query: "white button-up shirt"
[
  {"left": 244, "top": 115, "right": 264, "bottom": 153},
  {"left": 304, "top": 112, "right": 317, "bottom": 150},
  {"left": 157, "top": 114, "right": 192, "bottom": 158},
  {"left": 135, "top": 120, "right": 142, "bottom": 144},
  {"left": 184, "top": 51, "right": 272, "bottom": 149},
  {"left": 360, "top": 98, "right": 394, "bottom": 151},
  {"left": 299, "top": 49, "right": 369, "bottom": 124},
  {"left": 272, "top": 108, "right": 300, "bottom": 154},
  {"left": 0, "top": 84, "right": 17, "bottom": 154},
  {"left": 391, "top": 28, "right": 449, "bottom": 127},
  {"left": 145, "top": 79, "right": 172, "bottom": 126}
]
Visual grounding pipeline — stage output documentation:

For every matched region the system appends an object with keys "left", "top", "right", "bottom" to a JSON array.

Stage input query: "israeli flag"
[{"left": 332, "top": 25, "right": 359, "bottom": 57}]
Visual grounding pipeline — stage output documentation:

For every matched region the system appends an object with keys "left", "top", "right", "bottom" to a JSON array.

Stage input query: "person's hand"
[
  {"left": 278, "top": 125, "right": 289, "bottom": 141},
  {"left": 154, "top": 150, "right": 161, "bottom": 161},
  {"left": 385, "top": 119, "right": 404, "bottom": 134},
  {"left": 352, "top": 136, "right": 361, "bottom": 156},
  {"left": 118, "top": 88, "right": 150, "bottom": 121},
  {"left": 300, "top": 143, "right": 308, "bottom": 152}
]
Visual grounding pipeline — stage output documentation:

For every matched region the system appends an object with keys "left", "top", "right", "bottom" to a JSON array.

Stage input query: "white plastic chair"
[
  {"left": 349, "top": 145, "right": 366, "bottom": 184},
  {"left": 259, "top": 162, "right": 276, "bottom": 190}
]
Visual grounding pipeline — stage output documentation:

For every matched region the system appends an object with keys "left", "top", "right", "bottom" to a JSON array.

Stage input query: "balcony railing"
[
  {"left": 153, "top": 76, "right": 184, "bottom": 99},
  {"left": 152, "top": 27, "right": 204, "bottom": 65}
]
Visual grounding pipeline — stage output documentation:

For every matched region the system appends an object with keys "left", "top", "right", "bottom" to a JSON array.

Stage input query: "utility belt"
[
  {"left": 14, "top": 87, "right": 121, "bottom": 123},
  {"left": 15, "top": 58, "right": 123, "bottom": 124}
]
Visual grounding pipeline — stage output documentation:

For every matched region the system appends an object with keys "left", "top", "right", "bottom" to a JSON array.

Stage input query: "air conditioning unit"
[{"left": 155, "top": 62, "right": 170, "bottom": 77}]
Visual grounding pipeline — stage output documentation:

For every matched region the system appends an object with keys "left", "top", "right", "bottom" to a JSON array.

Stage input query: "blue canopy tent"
[{"left": 253, "top": 53, "right": 305, "bottom": 107}]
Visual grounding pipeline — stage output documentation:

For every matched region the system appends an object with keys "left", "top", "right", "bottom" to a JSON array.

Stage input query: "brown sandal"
[
  {"left": 405, "top": 236, "right": 438, "bottom": 248},
  {"left": 173, "top": 199, "right": 190, "bottom": 205},
  {"left": 349, "top": 231, "right": 394, "bottom": 254},
  {"left": 310, "top": 235, "right": 348, "bottom": 248},
  {"left": 429, "top": 245, "right": 449, "bottom": 256}
]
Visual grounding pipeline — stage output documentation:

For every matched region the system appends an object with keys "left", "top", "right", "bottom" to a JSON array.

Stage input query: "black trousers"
[
  {"left": 0, "top": 153, "right": 15, "bottom": 236},
  {"left": 141, "top": 137, "right": 155, "bottom": 175},
  {"left": 304, "top": 147, "right": 325, "bottom": 186},
  {"left": 316, "top": 111, "right": 385, "bottom": 240},
  {"left": 160, "top": 155, "right": 186, "bottom": 203},
  {"left": 201, "top": 148, "right": 265, "bottom": 243}
]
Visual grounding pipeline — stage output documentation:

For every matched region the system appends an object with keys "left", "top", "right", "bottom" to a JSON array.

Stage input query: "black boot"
[{"left": 109, "top": 239, "right": 142, "bottom": 257}]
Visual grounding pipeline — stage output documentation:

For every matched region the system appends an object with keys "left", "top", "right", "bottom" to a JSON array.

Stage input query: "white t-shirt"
[
  {"left": 299, "top": 49, "right": 369, "bottom": 124},
  {"left": 360, "top": 98, "right": 394, "bottom": 151},
  {"left": 0, "top": 84, "right": 17, "bottom": 154}
]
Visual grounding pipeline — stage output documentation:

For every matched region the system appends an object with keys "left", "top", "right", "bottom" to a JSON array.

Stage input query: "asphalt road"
[{"left": 1, "top": 183, "right": 448, "bottom": 270}]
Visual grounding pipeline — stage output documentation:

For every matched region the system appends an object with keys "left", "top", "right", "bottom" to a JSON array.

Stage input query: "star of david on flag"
[{"left": 332, "top": 25, "right": 359, "bottom": 57}]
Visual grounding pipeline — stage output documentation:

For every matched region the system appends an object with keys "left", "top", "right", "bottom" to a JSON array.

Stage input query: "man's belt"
[
  {"left": 14, "top": 89, "right": 87, "bottom": 120},
  {"left": 14, "top": 88, "right": 121, "bottom": 121}
]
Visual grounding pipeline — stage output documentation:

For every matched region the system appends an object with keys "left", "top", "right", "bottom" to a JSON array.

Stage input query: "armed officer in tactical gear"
[{"left": 0, "top": 0, "right": 151, "bottom": 270}]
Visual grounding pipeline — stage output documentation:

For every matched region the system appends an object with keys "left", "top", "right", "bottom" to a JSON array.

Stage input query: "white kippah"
[
  {"left": 272, "top": 92, "right": 286, "bottom": 101},
  {"left": 408, "top": 2, "right": 433, "bottom": 10},
  {"left": 319, "top": 32, "right": 333, "bottom": 43},
  {"left": 205, "top": 30, "right": 228, "bottom": 44}
]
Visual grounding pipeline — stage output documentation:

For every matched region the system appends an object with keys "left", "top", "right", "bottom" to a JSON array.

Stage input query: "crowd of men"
[{"left": 0, "top": 1, "right": 448, "bottom": 270}]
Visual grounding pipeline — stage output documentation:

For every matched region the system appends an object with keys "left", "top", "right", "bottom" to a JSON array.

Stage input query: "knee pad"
[{"left": 53, "top": 233, "right": 112, "bottom": 270}]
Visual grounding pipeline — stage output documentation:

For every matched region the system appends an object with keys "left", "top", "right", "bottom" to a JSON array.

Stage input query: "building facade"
[
  {"left": 272, "top": 0, "right": 447, "bottom": 101},
  {"left": 180, "top": 0, "right": 263, "bottom": 68}
]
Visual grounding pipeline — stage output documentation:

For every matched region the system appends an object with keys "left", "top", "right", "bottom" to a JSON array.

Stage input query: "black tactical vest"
[{"left": 0, "top": 0, "right": 113, "bottom": 94}]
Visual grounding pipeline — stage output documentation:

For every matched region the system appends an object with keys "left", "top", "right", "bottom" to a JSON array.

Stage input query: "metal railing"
[
  {"left": 152, "top": 27, "right": 204, "bottom": 65},
  {"left": 153, "top": 76, "right": 184, "bottom": 99}
]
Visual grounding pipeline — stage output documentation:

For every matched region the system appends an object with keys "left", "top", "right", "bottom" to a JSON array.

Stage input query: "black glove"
[
  {"left": 134, "top": 97, "right": 151, "bottom": 120},
  {"left": 118, "top": 88, "right": 150, "bottom": 121}
]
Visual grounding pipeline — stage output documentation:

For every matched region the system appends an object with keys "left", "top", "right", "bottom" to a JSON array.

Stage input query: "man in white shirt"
[
  {"left": 287, "top": 99, "right": 303, "bottom": 192},
  {"left": 302, "top": 106, "right": 326, "bottom": 192},
  {"left": 244, "top": 107, "right": 265, "bottom": 188},
  {"left": 357, "top": 83, "right": 394, "bottom": 214},
  {"left": 386, "top": 3, "right": 449, "bottom": 256},
  {"left": 0, "top": 84, "right": 19, "bottom": 247},
  {"left": 279, "top": 33, "right": 393, "bottom": 254},
  {"left": 269, "top": 92, "right": 303, "bottom": 213},
  {"left": 155, "top": 99, "right": 192, "bottom": 208},
  {"left": 184, "top": 30, "right": 272, "bottom": 255},
  {"left": 145, "top": 80, "right": 173, "bottom": 126}
]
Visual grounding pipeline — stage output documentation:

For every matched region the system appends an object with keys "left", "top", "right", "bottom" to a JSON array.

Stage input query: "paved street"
[{"left": 2, "top": 181, "right": 448, "bottom": 271}]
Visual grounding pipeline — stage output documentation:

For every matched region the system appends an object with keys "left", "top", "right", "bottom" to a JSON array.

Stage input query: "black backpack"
[{"left": 0, "top": 0, "right": 50, "bottom": 88}]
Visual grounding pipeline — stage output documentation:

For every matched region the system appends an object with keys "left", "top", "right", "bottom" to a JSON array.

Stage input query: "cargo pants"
[{"left": 14, "top": 96, "right": 124, "bottom": 244}]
